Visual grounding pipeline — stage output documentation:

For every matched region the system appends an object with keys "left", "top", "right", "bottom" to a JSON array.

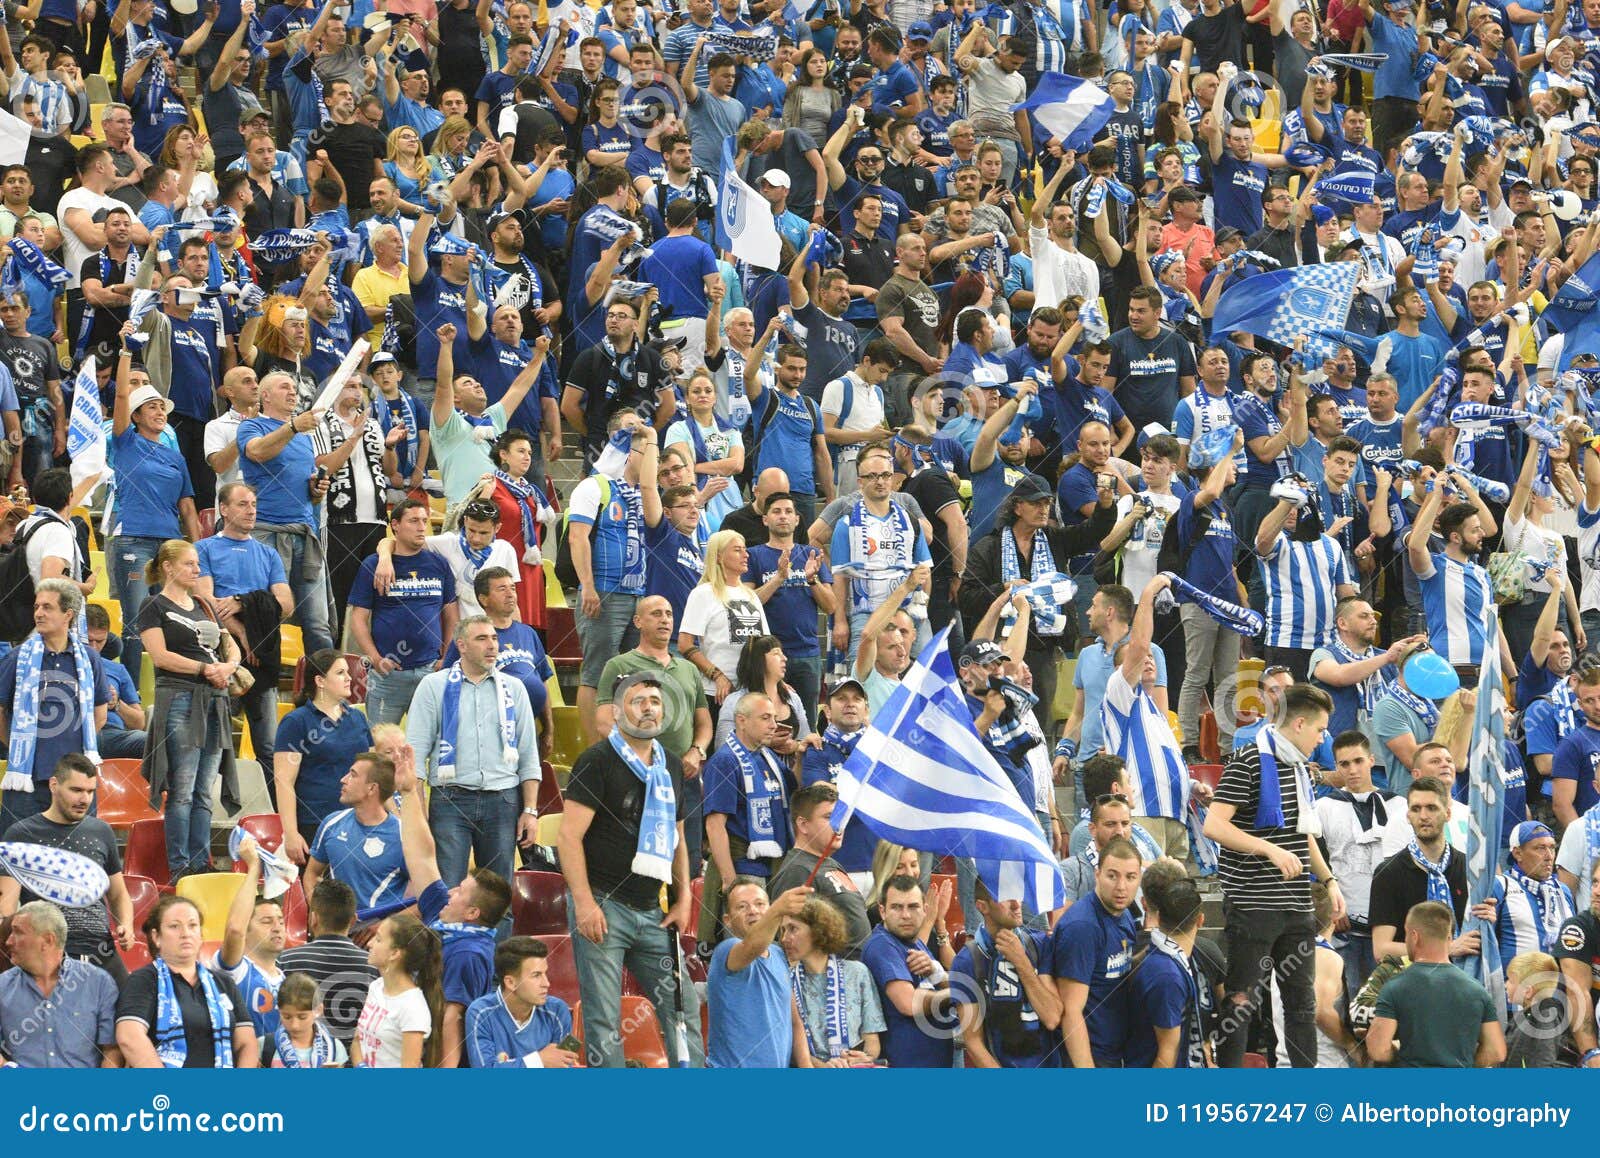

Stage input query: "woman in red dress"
[{"left": 487, "top": 429, "right": 550, "bottom": 630}]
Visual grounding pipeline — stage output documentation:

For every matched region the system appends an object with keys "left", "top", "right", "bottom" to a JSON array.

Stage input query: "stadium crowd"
[{"left": 0, "top": 0, "right": 1599, "bottom": 1072}]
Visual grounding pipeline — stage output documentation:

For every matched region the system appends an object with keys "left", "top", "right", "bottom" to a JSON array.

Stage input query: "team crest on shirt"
[
  {"left": 826, "top": 869, "right": 858, "bottom": 894},
  {"left": 363, "top": 837, "right": 386, "bottom": 858},
  {"left": 1560, "top": 924, "right": 1587, "bottom": 952}
]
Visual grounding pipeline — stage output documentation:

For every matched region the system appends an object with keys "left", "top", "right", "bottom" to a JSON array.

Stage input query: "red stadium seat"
[
  {"left": 545, "top": 606, "right": 581, "bottom": 670},
  {"left": 571, "top": 997, "right": 668, "bottom": 1067},
  {"left": 119, "top": 941, "right": 152, "bottom": 971},
  {"left": 1243, "top": 1052, "right": 1269, "bottom": 1068},
  {"left": 1189, "top": 764, "right": 1225, "bottom": 792},
  {"left": 291, "top": 654, "right": 368, "bottom": 701},
  {"left": 930, "top": 873, "right": 963, "bottom": 938},
  {"left": 1199, "top": 711, "right": 1222, "bottom": 765},
  {"left": 234, "top": 813, "right": 284, "bottom": 859},
  {"left": 688, "top": 877, "right": 704, "bottom": 934},
  {"left": 197, "top": 508, "right": 216, "bottom": 538},
  {"left": 537, "top": 762, "right": 563, "bottom": 814},
  {"left": 537, "top": 933, "right": 582, "bottom": 1006},
  {"left": 122, "top": 817, "right": 171, "bottom": 890},
  {"left": 98, "top": 758, "right": 161, "bottom": 830},
  {"left": 119, "top": 874, "right": 162, "bottom": 961},
  {"left": 679, "top": 935, "right": 706, "bottom": 984},
  {"left": 281, "top": 880, "right": 309, "bottom": 947},
  {"left": 511, "top": 870, "right": 568, "bottom": 936}
]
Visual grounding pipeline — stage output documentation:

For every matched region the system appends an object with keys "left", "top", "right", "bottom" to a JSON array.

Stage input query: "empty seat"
[
  {"left": 534, "top": 932, "right": 581, "bottom": 1006},
  {"left": 122, "top": 817, "right": 170, "bottom": 890},
  {"left": 98, "top": 758, "right": 161, "bottom": 830},
  {"left": 572, "top": 996, "right": 669, "bottom": 1068},
  {"left": 536, "top": 762, "right": 563, "bottom": 814},
  {"left": 536, "top": 813, "right": 563, "bottom": 848},
  {"left": 174, "top": 873, "right": 248, "bottom": 941},
  {"left": 511, "top": 870, "right": 568, "bottom": 936},
  {"left": 1189, "top": 763, "right": 1225, "bottom": 792},
  {"left": 549, "top": 705, "right": 585, "bottom": 767},
  {"left": 234, "top": 813, "right": 284, "bottom": 856},
  {"left": 281, "top": 880, "right": 309, "bottom": 947}
]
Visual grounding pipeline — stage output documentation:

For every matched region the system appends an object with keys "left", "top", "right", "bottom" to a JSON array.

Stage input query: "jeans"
[
  {"left": 0, "top": 778, "right": 51, "bottom": 834},
  {"left": 98, "top": 728, "right": 148, "bottom": 760},
  {"left": 1218, "top": 900, "right": 1318, "bottom": 1068},
  {"left": 1584, "top": 608, "right": 1600, "bottom": 660},
  {"left": 1335, "top": 931, "right": 1376, "bottom": 1005},
  {"left": 787, "top": 654, "right": 822, "bottom": 724},
  {"left": 992, "top": 138, "right": 1021, "bottom": 188},
  {"left": 365, "top": 666, "right": 431, "bottom": 726},
  {"left": 239, "top": 683, "right": 280, "bottom": 806},
  {"left": 568, "top": 895, "right": 705, "bottom": 1068},
  {"left": 429, "top": 785, "right": 519, "bottom": 925},
  {"left": 1179, "top": 602, "right": 1239, "bottom": 755},
  {"left": 108, "top": 534, "right": 165, "bottom": 678},
  {"left": 164, "top": 690, "right": 224, "bottom": 877},
  {"left": 252, "top": 528, "right": 336, "bottom": 656},
  {"left": 576, "top": 590, "right": 639, "bottom": 688}
]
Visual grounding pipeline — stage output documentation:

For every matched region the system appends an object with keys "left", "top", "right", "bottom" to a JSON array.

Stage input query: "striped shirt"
[
  {"left": 1100, "top": 668, "right": 1188, "bottom": 821},
  {"left": 10, "top": 70, "right": 72, "bottom": 135},
  {"left": 663, "top": 19, "right": 717, "bottom": 89},
  {"left": 1491, "top": 871, "right": 1575, "bottom": 968},
  {"left": 275, "top": 935, "right": 380, "bottom": 1044},
  {"left": 1259, "top": 532, "right": 1353, "bottom": 650},
  {"left": 1214, "top": 736, "right": 1314, "bottom": 914},
  {"left": 1415, "top": 549, "right": 1496, "bottom": 666}
]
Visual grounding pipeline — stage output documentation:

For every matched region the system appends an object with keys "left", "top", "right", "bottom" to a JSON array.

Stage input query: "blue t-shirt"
[
  {"left": 1174, "top": 494, "right": 1237, "bottom": 601},
  {"left": 1386, "top": 330, "right": 1450, "bottom": 411},
  {"left": 1107, "top": 326, "right": 1195, "bottom": 431},
  {"left": 196, "top": 533, "right": 287, "bottom": 597},
  {"left": 0, "top": 645, "right": 110, "bottom": 779},
  {"left": 799, "top": 735, "right": 875, "bottom": 872},
  {"left": 111, "top": 427, "right": 192, "bottom": 539},
  {"left": 1123, "top": 944, "right": 1198, "bottom": 1067},
  {"left": 706, "top": 938, "right": 794, "bottom": 1068},
  {"left": 640, "top": 234, "right": 718, "bottom": 321},
  {"left": 237, "top": 416, "right": 316, "bottom": 526},
  {"left": 861, "top": 924, "right": 956, "bottom": 1068},
  {"left": 475, "top": 70, "right": 521, "bottom": 120},
  {"left": 418, "top": 879, "right": 496, "bottom": 1008},
  {"left": 1370, "top": 13, "right": 1422, "bottom": 101},
  {"left": 866, "top": 61, "right": 920, "bottom": 115},
  {"left": 102, "top": 657, "right": 139, "bottom": 729},
  {"left": 970, "top": 458, "right": 1030, "bottom": 542},
  {"left": 1551, "top": 724, "right": 1600, "bottom": 816},
  {"left": 1235, "top": 392, "right": 1288, "bottom": 486},
  {"left": 1050, "top": 892, "right": 1138, "bottom": 1064},
  {"left": 644, "top": 519, "right": 703, "bottom": 631},
  {"left": 348, "top": 549, "right": 456, "bottom": 669},
  {"left": 744, "top": 544, "right": 830, "bottom": 657},
  {"left": 751, "top": 389, "right": 823, "bottom": 497},
  {"left": 412, "top": 269, "right": 470, "bottom": 380},
  {"left": 950, "top": 930, "right": 1060, "bottom": 1068},
  {"left": 276, "top": 703, "right": 375, "bottom": 830},
  {"left": 309, "top": 808, "right": 409, "bottom": 911},
  {"left": 702, "top": 745, "right": 791, "bottom": 874},
  {"left": 1211, "top": 153, "right": 1268, "bottom": 235},
  {"left": 466, "top": 332, "right": 546, "bottom": 436}
]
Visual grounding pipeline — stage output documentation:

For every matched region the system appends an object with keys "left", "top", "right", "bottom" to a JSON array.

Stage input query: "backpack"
[
  {"left": 743, "top": 387, "right": 823, "bottom": 492},
  {"left": 1156, "top": 497, "right": 1210, "bottom": 580},
  {"left": 0, "top": 517, "right": 51, "bottom": 643},
  {"left": 553, "top": 476, "right": 611, "bottom": 590}
]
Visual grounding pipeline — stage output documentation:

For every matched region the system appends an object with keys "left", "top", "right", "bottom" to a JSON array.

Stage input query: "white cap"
[
  {"left": 761, "top": 170, "right": 790, "bottom": 188},
  {"left": 127, "top": 384, "right": 174, "bottom": 415}
]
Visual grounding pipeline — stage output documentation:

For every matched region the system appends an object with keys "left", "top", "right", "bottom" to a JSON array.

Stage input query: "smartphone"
[
  {"left": 558, "top": 1033, "right": 583, "bottom": 1053},
  {"left": 772, "top": 723, "right": 794, "bottom": 742}
]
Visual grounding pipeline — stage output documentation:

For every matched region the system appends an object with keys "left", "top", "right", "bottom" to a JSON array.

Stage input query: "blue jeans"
[
  {"left": 239, "top": 683, "right": 280, "bottom": 806},
  {"left": 428, "top": 784, "right": 519, "bottom": 897},
  {"left": 164, "top": 690, "right": 223, "bottom": 877},
  {"left": 108, "top": 534, "right": 164, "bottom": 677},
  {"left": 576, "top": 590, "right": 638, "bottom": 688},
  {"left": 786, "top": 654, "right": 822, "bottom": 725},
  {"left": 568, "top": 895, "right": 705, "bottom": 1068},
  {"left": 1336, "top": 931, "right": 1376, "bottom": 1003},
  {"left": 253, "top": 528, "right": 335, "bottom": 657},
  {"left": 98, "top": 728, "right": 148, "bottom": 760},
  {"left": 365, "top": 665, "right": 431, "bottom": 726}
]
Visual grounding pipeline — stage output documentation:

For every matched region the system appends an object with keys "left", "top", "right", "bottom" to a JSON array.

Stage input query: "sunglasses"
[{"left": 1094, "top": 793, "right": 1129, "bottom": 806}]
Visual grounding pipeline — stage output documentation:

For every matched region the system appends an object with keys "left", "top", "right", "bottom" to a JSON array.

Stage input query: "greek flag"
[
  {"left": 1460, "top": 588, "right": 1507, "bottom": 1015},
  {"left": 1211, "top": 262, "right": 1360, "bottom": 365},
  {"left": 1010, "top": 72, "right": 1114, "bottom": 153},
  {"left": 66, "top": 357, "right": 111, "bottom": 496},
  {"left": 833, "top": 626, "right": 1066, "bottom": 912},
  {"left": 715, "top": 137, "right": 781, "bottom": 270}
]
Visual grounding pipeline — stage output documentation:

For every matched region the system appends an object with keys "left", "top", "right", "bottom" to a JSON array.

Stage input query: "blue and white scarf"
[
  {"left": 251, "top": 228, "right": 320, "bottom": 265},
  {"left": 127, "top": 26, "right": 174, "bottom": 128},
  {"left": 1382, "top": 680, "right": 1439, "bottom": 732},
  {"left": 495, "top": 469, "right": 549, "bottom": 558},
  {"left": 999, "top": 525, "right": 1064, "bottom": 637},
  {"left": 703, "top": 29, "right": 779, "bottom": 59},
  {"left": 1583, "top": 805, "right": 1600, "bottom": 889},
  {"left": 154, "top": 958, "right": 234, "bottom": 1069},
  {"left": 273, "top": 1019, "right": 337, "bottom": 1068},
  {"left": 723, "top": 732, "right": 784, "bottom": 859},
  {"left": 1407, "top": 838, "right": 1454, "bottom": 917},
  {"left": 2, "top": 632, "right": 100, "bottom": 788},
  {"left": 791, "top": 954, "right": 849, "bottom": 1059},
  {"left": 841, "top": 497, "right": 917, "bottom": 614},
  {"left": 458, "top": 528, "right": 493, "bottom": 571},
  {"left": 436, "top": 664, "right": 519, "bottom": 783},
  {"left": 1326, "top": 634, "right": 1386, "bottom": 721},
  {"left": 1253, "top": 727, "right": 1320, "bottom": 835},
  {"left": 6, "top": 239, "right": 70, "bottom": 293},
  {"left": 374, "top": 391, "right": 418, "bottom": 473},
  {"left": 607, "top": 727, "right": 677, "bottom": 881},
  {"left": 723, "top": 348, "right": 753, "bottom": 428},
  {"left": 1506, "top": 863, "right": 1571, "bottom": 949},
  {"left": 1160, "top": 571, "right": 1265, "bottom": 637},
  {"left": 615, "top": 480, "right": 648, "bottom": 591}
]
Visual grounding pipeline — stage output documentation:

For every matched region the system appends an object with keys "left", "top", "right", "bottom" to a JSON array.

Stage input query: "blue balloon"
[{"left": 1403, "top": 651, "right": 1459, "bottom": 700}]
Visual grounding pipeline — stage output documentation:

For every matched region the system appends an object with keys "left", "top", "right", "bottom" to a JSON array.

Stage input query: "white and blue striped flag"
[
  {"left": 834, "top": 626, "right": 1066, "bottom": 912},
  {"left": 716, "top": 138, "right": 782, "bottom": 271},
  {"left": 65, "top": 356, "right": 111, "bottom": 497},
  {"left": 1010, "top": 72, "right": 1115, "bottom": 153},
  {"left": 1461, "top": 595, "right": 1507, "bottom": 1017}
]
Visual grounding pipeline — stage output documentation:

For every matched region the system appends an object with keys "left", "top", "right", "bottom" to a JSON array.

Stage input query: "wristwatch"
[
  {"left": 689, "top": 744, "right": 707, "bottom": 758},
  {"left": 521, "top": 807, "right": 538, "bottom": 817}
]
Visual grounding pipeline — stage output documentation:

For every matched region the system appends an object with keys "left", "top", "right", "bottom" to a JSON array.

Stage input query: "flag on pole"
[
  {"left": 1010, "top": 72, "right": 1115, "bottom": 153},
  {"left": 66, "top": 356, "right": 110, "bottom": 496},
  {"left": 834, "top": 626, "right": 1066, "bottom": 913},
  {"left": 1211, "top": 262, "right": 1360, "bottom": 364},
  {"left": 1460, "top": 591, "right": 1507, "bottom": 1017},
  {"left": 1543, "top": 249, "right": 1600, "bottom": 332},
  {"left": 715, "top": 138, "right": 782, "bottom": 270}
]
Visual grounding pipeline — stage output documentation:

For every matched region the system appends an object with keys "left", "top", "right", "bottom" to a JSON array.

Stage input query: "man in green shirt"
[
  {"left": 595, "top": 594, "right": 713, "bottom": 872},
  {"left": 1366, "top": 901, "right": 1506, "bottom": 1068}
]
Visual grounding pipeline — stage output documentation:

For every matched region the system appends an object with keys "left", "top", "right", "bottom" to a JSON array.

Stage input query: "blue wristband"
[{"left": 1054, "top": 737, "right": 1078, "bottom": 761}]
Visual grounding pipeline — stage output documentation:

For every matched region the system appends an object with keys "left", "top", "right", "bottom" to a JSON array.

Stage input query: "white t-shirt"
[
  {"left": 20, "top": 513, "right": 78, "bottom": 586},
  {"left": 204, "top": 410, "right": 247, "bottom": 493},
  {"left": 1501, "top": 514, "right": 1566, "bottom": 598},
  {"left": 353, "top": 977, "right": 432, "bottom": 1069},
  {"left": 820, "top": 374, "right": 886, "bottom": 453},
  {"left": 680, "top": 584, "right": 769, "bottom": 694},
  {"left": 1113, "top": 491, "right": 1181, "bottom": 599},
  {"left": 424, "top": 530, "right": 519, "bottom": 617},
  {"left": 57, "top": 188, "right": 125, "bottom": 290}
]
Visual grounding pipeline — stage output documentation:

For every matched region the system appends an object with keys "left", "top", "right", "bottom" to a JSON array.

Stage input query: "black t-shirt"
[
  {"left": 26, "top": 135, "right": 77, "bottom": 218},
  {"left": 719, "top": 502, "right": 769, "bottom": 549},
  {"left": 769, "top": 848, "right": 872, "bottom": 955},
  {"left": 135, "top": 592, "right": 225, "bottom": 680},
  {"left": 564, "top": 740, "right": 686, "bottom": 911},
  {"left": 882, "top": 160, "right": 937, "bottom": 215},
  {"left": 436, "top": 1, "right": 488, "bottom": 103},
  {"left": 116, "top": 963, "right": 247, "bottom": 1067},
  {"left": 565, "top": 341, "right": 670, "bottom": 463},
  {"left": 1554, "top": 909, "right": 1600, "bottom": 999},
  {"left": 79, "top": 251, "right": 132, "bottom": 354},
  {"left": 315, "top": 122, "right": 389, "bottom": 216},
  {"left": 901, "top": 467, "right": 961, "bottom": 580},
  {"left": 843, "top": 232, "right": 896, "bottom": 292},
  {"left": 0, "top": 331, "right": 59, "bottom": 403},
  {"left": 1183, "top": 4, "right": 1247, "bottom": 72},
  {"left": 1367, "top": 847, "right": 1470, "bottom": 936},
  {"left": 0, "top": 812, "right": 121, "bottom": 961},
  {"left": 491, "top": 256, "right": 560, "bottom": 338}
]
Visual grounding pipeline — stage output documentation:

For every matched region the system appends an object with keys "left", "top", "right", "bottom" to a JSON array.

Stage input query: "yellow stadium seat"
[
  {"left": 542, "top": 558, "right": 568, "bottom": 609},
  {"left": 1052, "top": 657, "right": 1075, "bottom": 724},
  {"left": 175, "top": 872, "right": 248, "bottom": 940},
  {"left": 537, "top": 813, "right": 563, "bottom": 847},
  {"left": 90, "top": 596, "right": 120, "bottom": 636},
  {"left": 278, "top": 699, "right": 295, "bottom": 722},
  {"left": 545, "top": 674, "right": 565, "bottom": 709},
  {"left": 1169, "top": 711, "right": 1184, "bottom": 743},
  {"left": 550, "top": 705, "right": 585, "bottom": 767},
  {"left": 280, "top": 624, "right": 304, "bottom": 667},
  {"left": 140, "top": 653, "right": 154, "bottom": 711}
]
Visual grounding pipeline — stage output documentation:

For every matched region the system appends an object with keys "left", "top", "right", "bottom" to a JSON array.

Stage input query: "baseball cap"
[
  {"left": 486, "top": 207, "right": 526, "bottom": 231},
  {"left": 1509, "top": 821, "right": 1556, "bottom": 850},
  {"left": 907, "top": 20, "right": 934, "bottom": 40},
  {"left": 1168, "top": 185, "right": 1202, "bottom": 204},
  {"left": 959, "top": 640, "right": 1006, "bottom": 667},
  {"left": 761, "top": 170, "right": 791, "bottom": 188},
  {"left": 370, "top": 351, "right": 398, "bottom": 368},
  {"left": 1214, "top": 226, "right": 1243, "bottom": 244},
  {"left": 1010, "top": 474, "right": 1053, "bottom": 503},
  {"left": 827, "top": 676, "right": 867, "bottom": 699}
]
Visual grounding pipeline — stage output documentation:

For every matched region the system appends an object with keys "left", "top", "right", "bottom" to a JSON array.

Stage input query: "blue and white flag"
[
  {"left": 7, "top": 238, "right": 71, "bottom": 291},
  {"left": 1461, "top": 585, "right": 1507, "bottom": 1015},
  {"left": 1542, "top": 249, "right": 1600, "bottom": 332},
  {"left": 834, "top": 626, "right": 1066, "bottom": 912},
  {"left": 1316, "top": 167, "right": 1377, "bottom": 203},
  {"left": 1211, "top": 262, "right": 1360, "bottom": 364},
  {"left": 1010, "top": 72, "right": 1114, "bottom": 154},
  {"left": 715, "top": 137, "right": 781, "bottom": 270},
  {"left": 66, "top": 357, "right": 110, "bottom": 496},
  {"left": 250, "top": 228, "right": 320, "bottom": 265}
]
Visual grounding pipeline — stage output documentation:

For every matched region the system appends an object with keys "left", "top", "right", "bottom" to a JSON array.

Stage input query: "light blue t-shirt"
[
  {"left": 309, "top": 808, "right": 410, "bottom": 911},
  {"left": 706, "top": 937, "right": 794, "bottom": 1068}
]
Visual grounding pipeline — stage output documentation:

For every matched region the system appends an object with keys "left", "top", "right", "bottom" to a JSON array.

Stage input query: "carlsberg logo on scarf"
[
  {"left": 154, "top": 958, "right": 235, "bottom": 1068},
  {"left": 723, "top": 732, "right": 785, "bottom": 859},
  {"left": 1, "top": 632, "right": 100, "bottom": 791},
  {"left": 607, "top": 728, "right": 677, "bottom": 881},
  {"left": 435, "top": 664, "right": 519, "bottom": 784}
]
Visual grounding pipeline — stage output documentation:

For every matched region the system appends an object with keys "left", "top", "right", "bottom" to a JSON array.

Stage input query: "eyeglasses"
[
  {"left": 857, "top": 156, "right": 884, "bottom": 165},
  {"left": 1094, "top": 793, "right": 1128, "bottom": 806},
  {"left": 858, "top": 471, "right": 893, "bottom": 482},
  {"left": 1262, "top": 665, "right": 1292, "bottom": 678}
]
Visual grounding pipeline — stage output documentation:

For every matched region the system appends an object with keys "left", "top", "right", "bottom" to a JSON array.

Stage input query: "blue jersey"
[
  {"left": 950, "top": 929, "right": 1060, "bottom": 1068},
  {"left": 1174, "top": 494, "right": 1237, "bottom": 602},
  {"left": 1491, "top": 870, "right": 1575, "bottom": 966},
  {"left": 348, "top": 549, "right": 456, "bottom": 669},
  {"left": 1551, "top": 724, "right": 1600, "bottom": 817},
  {"left": 1346, "top": 414, "right": 1404, "bottom": 492},
  {"left": 566, "top": 475, "right": 647, "bottom": 594},
  {"left": 211, "top": 951, "right": 281, "bottom": 1043},
  {"left": 196, "top": 533, "right": 288, "bottom": 598},
  {"left": 861, "top": 925, "right": 956, "bottom": 1068},
  {"left": 1050, "top": 892, "right": 1138, "bottom": 1065},
  {"left": 1124, "top": 941, "right": 1202, "bottom": 1067},
  {"left": 464, "top": 992, "right": 573, "bottom": 1067},
  {"left": 309, "top": 809, "right": 409, "bottom": 910},
  {"left": 1416, "top": 551, "right": 1495, "bottom": 667},
  {"left": 418, "top": 880, "right": 496, "bottom": 1009},
  {"left": 1234, "top": 392, "right": 1289, "bottom": 486},
  {"left": 1211, "top": 153, "right": 1267, "bottom": 235}
]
